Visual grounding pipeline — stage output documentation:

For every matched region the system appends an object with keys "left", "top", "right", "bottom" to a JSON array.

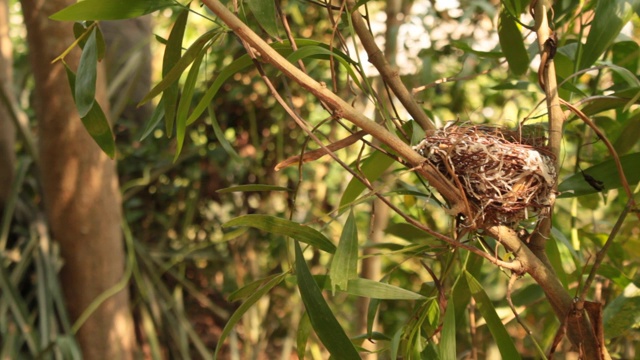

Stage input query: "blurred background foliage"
[{"left": 2, "top": 0, "right": 640, "bottom": 359}]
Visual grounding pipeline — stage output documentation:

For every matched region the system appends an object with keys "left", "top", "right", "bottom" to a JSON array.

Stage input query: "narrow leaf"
[
  {"left": 222, "top": 215, "right": 336, "bottom": 253},
  {"left": 139, "top": 97, "right": 165, "bottom": 140},
  {"left": 50, "top": 0, "right": 175, "bottom": 21},
  {"left": 247, "top": 0, "right": 280, "bottom": 38},
  {"left": 579, "top": 0, "right": 640, "bottom": 70},
  {"left": 75, "top": 28, "right": 98, "bottom": 117},
  {"left": 464, "top": 271, "right": 521, "bottom": 360},
  {"left": 295, "top": 242, "right": 360, "bottom": 359},
  {"left": 339, "top": 150, "right": 395, "bottom": 208},
  {"left": 64, "top": 63, "right": 116, "bottom": 158},
  {"left": 297, "top": 312, "right": 312, "bottom": 359},
  {"left": 139, "top": 30, "right": 219, "bottom": 106},
  {"left": 228, "top": 273, "right": 282, "bottom": 302},
  {"left": 440, "top": 302, "right": 456, "bottom": 360},
  {"left": 175, "top": 45, "right": 208, "bottom": 160},
  {"left": 557, "top": 152, "right": 640, "bottom": 197},
  {"left": 207, "top": 105, "right": 242, "bottom": 161},
  {"left": 213, "top": 272, "right": 287, "bottom": 359},
  {"left": 162, "top": 9, "right": 189, "bottom": 137},
  {"left": 330, "top": 211, "right": 359, "bottom": 294},
  {"left": 498, "top": 8, "right": 529, "bottom": 76}
]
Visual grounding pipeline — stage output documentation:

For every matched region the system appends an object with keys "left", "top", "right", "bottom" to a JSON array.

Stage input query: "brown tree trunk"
[
  {"left": 0, "top": 0, "right": 15, "bottom": 207},
  {"left": 20, "top": 1, "right": 135, "bottom": 358}
]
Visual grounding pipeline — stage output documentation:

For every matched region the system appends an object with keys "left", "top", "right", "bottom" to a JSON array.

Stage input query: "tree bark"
[
  {"left": 0, "top": 0, "right": 15, "bottom": 207},
  {"left": 20, "top": 1, "right": 135, "bottom": 358}
]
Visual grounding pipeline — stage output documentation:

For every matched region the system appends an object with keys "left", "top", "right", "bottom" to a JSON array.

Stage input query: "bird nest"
[{"left": 414, "top": 124, "right": 556, "bottom": 227}]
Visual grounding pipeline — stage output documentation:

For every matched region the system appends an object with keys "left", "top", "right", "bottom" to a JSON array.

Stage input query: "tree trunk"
[
  {"left": 20, "top": 1, "right": 135, "bottom": 358},
  {"left": 0, "top": 0, "right": 15, "bottom": 207}
]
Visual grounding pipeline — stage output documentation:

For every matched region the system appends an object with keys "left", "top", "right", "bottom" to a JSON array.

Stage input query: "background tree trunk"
[
  {"left": 20, "top": 0, "right": 135, "bottom": 358},
  {"left": 0, "top": 0, "right": 15, "bottom": 207}
]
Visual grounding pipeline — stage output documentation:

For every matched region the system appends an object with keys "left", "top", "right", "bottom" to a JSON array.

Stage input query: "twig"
[
  {"left": 200, "top": 0, "right": 466, "bottom": 213},
  {"left": 345, "top": 0, "right": 435, "bottom": 131}
]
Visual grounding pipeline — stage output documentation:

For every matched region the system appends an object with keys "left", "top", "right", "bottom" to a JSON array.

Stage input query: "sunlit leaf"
[
  {"left": 295, "top": 242, "right": 360, "bottom": 359},
  {"left": 213, "top": 272, "right": 287, "bottom": 359},
  {"left": 464, "top": 271, "right": 521, "bottom": 360},
  {"left": 50, "top": 0, "right": 175, "bottom": 21},
  {"left": 557, "top": 152, "right": 640, "bottom": 197},
  {"left": 579, "top": 0, "right": 640, "bottom": 70},
  {"left": 330, "top": 211, "right": 359, "bottom": 294},
  {"left": 222, "top": 215, "right": 336, "bottom": 253},
  {"left": 498, "top": 8, "right": 529, "bottom": 76}
]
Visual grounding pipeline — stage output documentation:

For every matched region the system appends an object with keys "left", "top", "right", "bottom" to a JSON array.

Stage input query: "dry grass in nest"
[{"left": 414, "top": 124, "right": 556, "bottom": 228}]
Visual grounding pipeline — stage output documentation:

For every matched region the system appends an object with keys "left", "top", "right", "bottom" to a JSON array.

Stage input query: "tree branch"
[
  {"left": 200, "top": 0, "right": 466, "bottom": 214},
  {"left": 345, "top": 0, "right": 435, "bottom": 131}
]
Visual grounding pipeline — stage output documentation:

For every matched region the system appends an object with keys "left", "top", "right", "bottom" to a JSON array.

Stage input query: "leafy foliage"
[{"left": 3, "top": 0, "right": 640, "bottom": 358}]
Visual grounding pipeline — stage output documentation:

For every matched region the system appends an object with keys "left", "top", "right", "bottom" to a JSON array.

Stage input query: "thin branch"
[
  {"left": 345, "top": 0, "right": 435, "bottom": 131},
  {"left": 200, "top": 0, "right": 466, "bottom": 214}
]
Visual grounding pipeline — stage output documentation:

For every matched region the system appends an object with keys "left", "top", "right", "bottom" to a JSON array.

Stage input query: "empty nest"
[{"left": 414, "top": 124, "right": 556, "bottom": 227}]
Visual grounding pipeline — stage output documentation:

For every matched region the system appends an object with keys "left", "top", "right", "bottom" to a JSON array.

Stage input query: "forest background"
[{"left": 1, "top": 0, "right": 640, "bottom": 359}]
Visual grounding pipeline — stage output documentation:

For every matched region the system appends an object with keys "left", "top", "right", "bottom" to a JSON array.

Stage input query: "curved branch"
[
  {"left": 201, "top": 0, "right": 466, "bottom": 214},
  {"left": 345, "top": 0, "right": 435, "bottom": 131}
]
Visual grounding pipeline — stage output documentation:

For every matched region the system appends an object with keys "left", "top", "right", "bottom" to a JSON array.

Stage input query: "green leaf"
[
  {"left": 222, "top": 215, "right": 336, "bottom": 253},
  {"left": 295, "top": 242, "right": 360, "bottom": 359},
  {"left": 318, "top": 276, "right": 426, "bottom": 300},
  {"left": 228, "top": 273, "right": 283, "bottom": 301},
  {"left": 329, "top": 211, "right": 359, "bottom": 294},
  {"left": 579, "top": 0, "right": 640, "bottom": 70},
  {"left": 247, "top": 0, "right": 280, "bottom": 38},
  {"left": 297, "top": 312, "right": 312, "bottom": 359},
  {"left": 464, "top": 271, "right": 521, "bottom": 360},
  {"left": 139, "top": 30, "right": 219, "bottom": 106},
  {"left": 187, "top": 54, "right": 253, "bottom": 125},
  {"left": 64, "top": 63, "right": 116, "bottom": 158},
  {"left": 139, "top": 97, "right": 165, "bottom": 140},
  {"left": 339, "top": 150, "right": 395, "bottom": 208},
  {"left": 498, "top": 8, "right": 529, "bottom": 76},
  {"left": 207, "top": 105, "right": 242, "bottom": 161},
  {"left": 614, "top": 112, "right": 640, "bottom": 154},
  {"left": 603, "top": 283, "right": 640, "bottom": 339},
  {"left": 50, "top": 0, "right": 175, "bottom": 21},
  {"left": 75, "top": 28, "right": 98, "bottom": 118},
  {"left": 175, "top": 45, "right": 208, "bottom": 160},
  {"left": 213, "top": 272, "right": 287, "bottom": 359},
  {"left": 440, "top": 302, "right": 456, "bottom": 360},
  {"left": 217, "top": 184, "right": 292, "bottom": 193},
  {"left": 162, "top": 9, "right": 189, "bottom": 137},
  {"left": 557, "top": 152, "right": 640, "bottom": 197}
]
